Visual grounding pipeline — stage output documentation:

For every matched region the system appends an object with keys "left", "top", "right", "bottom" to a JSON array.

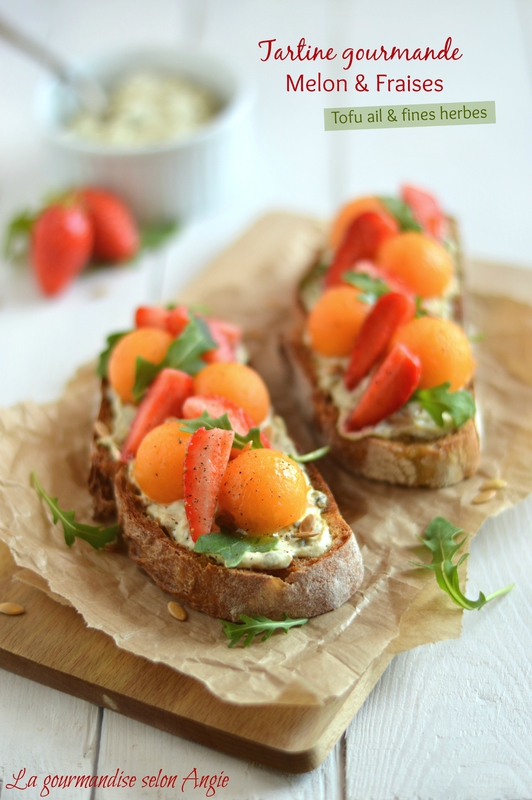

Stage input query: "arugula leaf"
[
  {"left": 411, "top": 516, "right": 514, "bottom": 610},
  {"left": 96, "top": 331, "right": 129, "bottom": 378},
  {"left": 379, "top": 196, "right": 423, "bottom": 232},
  {"left": 133, "top": 357, "right": 161, "bottom": 399},
  {"left": 133, "top": 316, "right": 216, "bottom": 401},
  {"left": 413, "top": 382, "right": 476, "bottom": 428},
  {"left": 3, "top": 210, "right": 36, "bottom": 261},
  {"left": 32, "top": 472, "right": 118, "bottom": 550},
  {"left": 179, "top": 410, "right": 233, "bottom": 434},
  {"left": 166, "top": 316, "right": 216, "bottom": 374},
  {"left": 414, "top": 296, "right": 428, "bottom": 318},
  {"left": 221, "top": 614, "right": 309, "bottom": 647},
  {"left": 344, "top": 271, "right": 390, "bottom": 304},
  {"left": 291, "top": 445, "right": 330, "bottom": 463},
  {"left": 194, "top": 530, "right": 278, "bottom": 568},
  {"left": 179, "top": 412, "right": 329, "bottom": 462},
  {"left": 178, "top": 411, "right": 264, "bottom": 451},
  {"left": 140, "top": 220, "right": 179, "bottom": 251}
]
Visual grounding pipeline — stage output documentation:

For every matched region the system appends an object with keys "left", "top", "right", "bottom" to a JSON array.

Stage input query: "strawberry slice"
[
  {"left": 184, "top": 427, "right": 234, "bottom": 541},
  {"left": 325, "top": 211, "right": 399, "bottom": 288},
  {"left": 135, "top": 304, "right": 190, "bottom": 337},
  {"left": 344, "top": 292, "right": 416, "bottom": 390},
  {"left": 135, "top": 306, "right": 171, "bottom": 330},
  {"left": 121, "top": 368, "right": 193, "bottom": 460},
  {"left": 207, "top": 318, "right": 242, "bottom": 346},
  {"left": 202, "top": 319, "right": 242, "bottom": 363},
  {"left": 344, "top": 344, "right": 421, "bottom": 432},
  {"left": 167, "top": 306, "right": 190, "bottom": 337},
  {"left": 348, "top": 260, "right": 415, "bottom": 298},
  {"left": 182, "top": 394, "right": 271, "bottom": 454},
  {"left": 401, "top": 184, "right": 445, "bottom": 239},
  {"left": 183, "top": 394, "right": 254, "bottom": 433},
  {"left": 135, "top": 307, "right": 238, "bottom": 354}
]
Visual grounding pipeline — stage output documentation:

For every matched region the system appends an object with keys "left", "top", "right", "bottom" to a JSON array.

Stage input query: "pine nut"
[
  {"left": 472, "top": 490, "right": 497, "bottom": 504},
  {"left": 168, "top": 601, "right": 187, "bottom": 621},
  {"left": 0, "top": 602, "right": 25, "bottom": 616},
  {"left": 294, "top": 514, "right": 320, "bottom": 538},
  {"left": 294, "top": 528, "right": 321, "bottom": 538},
  {"left": 480, "top": 478, "right": 507, "bottom": 491}
]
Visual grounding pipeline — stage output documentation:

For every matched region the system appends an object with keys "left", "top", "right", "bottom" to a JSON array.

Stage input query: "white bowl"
[{"left": 35, "top": 49, "right": 254, "bottom": 223}]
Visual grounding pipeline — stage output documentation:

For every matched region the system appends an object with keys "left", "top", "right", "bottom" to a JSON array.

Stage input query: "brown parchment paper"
[{"left": 1, "top": 212, "right": 532, "bottom": 707}]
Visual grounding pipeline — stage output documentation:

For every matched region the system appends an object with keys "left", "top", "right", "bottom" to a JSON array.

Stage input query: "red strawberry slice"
[
  {"left": 31, "top": 204, "right": 93, "bottom": 296},
  {"left": 202, "top": 335, "right": 234, "bottom": 364},
  {"left": 182, "top": 394, "right": 271, "bottom": 454},
  {"left": 121, "top": 368, "right": 193, "bottom": 460},
  {"left": 203, "top": 319, "right": 241, "bottom": 363},
  {"left": 184, "top": 427, "right": 234, "bottom": 541},
  {"left": 207, "top": 318, "right": 242, "bottom": 346},
  {"left": 135, "top": 306, "right": 172, "bottom": 330},
  {"left": 344, "top": 292, "right": 416, "bottom": 390},
  {"left": 349, "top": 260, "right": 415, "bottom": 298},
  {"left": 325, "top": 211, "right": 399, "bottom": 288},
  {"left": 183, "top": 394, "right": 254, "bottom": 434},
  {"left": 167, "top": 306, "right": 190, "bottom": 337},
  {"left": 401, "top": 184, "right": 445, "bottom": 239},
  {"left": 78, "top": 187, "right": 139, "bottom": 262},
  {"left": 344, "top": 344, "right": 421, "bottom": 432},
  {"left": 135, "top": 304, "right": 190, "bottom": 337}
]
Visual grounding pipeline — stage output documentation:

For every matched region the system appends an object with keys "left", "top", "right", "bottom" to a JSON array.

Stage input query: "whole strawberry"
[
  {"left": 31, "top": 204, "right": 93, "bottom": 296},
  {"left": 79, "top": 188, "right": 139, "bottom": 262}
]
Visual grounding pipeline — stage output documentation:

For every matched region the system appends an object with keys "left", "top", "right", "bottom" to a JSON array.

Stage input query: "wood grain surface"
[{"left": 0, "top": 540, "right": 392, "bottom": 773}]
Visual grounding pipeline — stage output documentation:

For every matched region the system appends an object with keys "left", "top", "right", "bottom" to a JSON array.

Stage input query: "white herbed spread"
[{"left": 98, "top": 389, "right": 333, "bottom": 570}]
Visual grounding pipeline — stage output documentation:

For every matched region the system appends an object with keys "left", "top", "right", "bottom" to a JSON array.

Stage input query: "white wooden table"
[{"left": 1, "top": 1, "right": 532, "bottom": 798}]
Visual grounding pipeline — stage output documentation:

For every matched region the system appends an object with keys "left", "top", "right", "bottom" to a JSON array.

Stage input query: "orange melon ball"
[
  {"left": 193, "top": 362, "right": 270, "bottom": 424},
  {"left": 108, "top": 327, "right": 173, "bottom": 404},
  {"left": 377, "top": 231, "right": 453, "bottom": 298},
  {"left": 218, "top": 449, "right": 308, "bottom": 535},
  {"left": 391, "top": 317, "right": 474, "bottom": 390},
  {"left": 330, "top": 196, "right": 386, "bottom": 250},
  {"left": 133, "top": 422, "right": 191, "bottom": 503},
  {"left": 307, "top": 286, "right": 369, "bottom": 357}
]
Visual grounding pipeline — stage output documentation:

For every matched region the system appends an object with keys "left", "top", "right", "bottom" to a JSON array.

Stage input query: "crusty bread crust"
[
  {"left": 88, "top": 386, "right": 119, "bottom": 523},
  {"left": 285, "top": 272, "right": 480, "bottom": 488},
  {"left": 114, "top": 462, "right": 363, "bottom": 622}
]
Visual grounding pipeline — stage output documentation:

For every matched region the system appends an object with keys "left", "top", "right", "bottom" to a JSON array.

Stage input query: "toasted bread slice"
[
  {"left": 89, "top": 381, "right": 364, "bottom": 621},
  {"left": 286, "top": 313, "right": 479, "bottom": 487},
  {"left": 285, "top": 239, "right": 480, "bottom": 489},
  {"left": 113, "top": 459, "right": 363, "bottom": 622}
]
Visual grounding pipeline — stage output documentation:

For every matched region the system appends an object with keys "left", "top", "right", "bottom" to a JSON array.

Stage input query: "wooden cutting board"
[
  {"left": 0, "top": 213, "right": 394, "bottom": 773},
  {"left": 2, "top": 213, "right": 530, "bottom": 774},
  {"left": 0, "top": 541, "right": 391, "bottom": 773}
]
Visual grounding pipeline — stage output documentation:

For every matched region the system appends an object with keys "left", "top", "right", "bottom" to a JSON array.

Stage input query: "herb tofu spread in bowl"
[
  {"left": 66, "top": 71, "right": 219, "bottom": 148},
  {"left": 35, "top": 49, "right": 253, "bottom": 222}
]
